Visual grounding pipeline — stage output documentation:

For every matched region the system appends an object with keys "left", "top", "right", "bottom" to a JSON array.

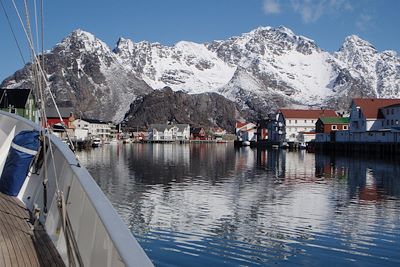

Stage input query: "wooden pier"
[{"left": 0, "top": 192, "right": 65, "bottom": 266}]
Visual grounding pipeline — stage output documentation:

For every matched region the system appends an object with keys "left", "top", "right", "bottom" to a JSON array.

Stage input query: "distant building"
[
  {"left": 349, "top": 98, "right": 400, "bottom": 132},
  {"left": 73, "top": 118, "right": 114, "bottom": 140},
  {"left": 316, "top": 117, "right": 350, "bottom": 133},
  {"left": 235, "top": 122, "right": 256, "bottom": 142},
  {"left": 46, "top": 107, "right": 75, "bottom": 128},
  {"left": 190, "top": 127, "right": 206, "bottom": 140},
  {"left": 381, "top": 104, "right": 400, "bottom": 129},
  {"left": 148, "top": 124, "right": 190, "bottom": 141},
  {"left": 316, "top": 98, "right": 400, "bottom": 143},
  {"left": 211, "top": 127, "right": 227, "bottom": 141},
  {"left": 0, "top": 88, "right": 36, "bottom": 121},
  {"left": 258, "top": 113, "right": 286, "bottom": 143},
  {"left": 297, "top": 131, "right": 316, "bottom": 143},
  {"left": 131, "top": 131, "right": 147, "bottom": 141},
  {"left": 279, "top": 109, "right": 337, "bottom": 142}
]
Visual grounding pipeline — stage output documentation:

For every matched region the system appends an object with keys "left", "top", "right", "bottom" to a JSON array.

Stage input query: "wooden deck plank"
[
  {"left": 0, "top": 198, "right": 39, "bottom": 267},
  {"left": 0, "top": 197, "right": 35, "bottom": 267},
  {"left": 0, "top": 209, "right": 19, "bottom": 267},
  {"left": 0, "top": 197, "right": 31, "bottom": 267},
  {"left": 0, "top": 192, "right": 65, "bottom": 267}
]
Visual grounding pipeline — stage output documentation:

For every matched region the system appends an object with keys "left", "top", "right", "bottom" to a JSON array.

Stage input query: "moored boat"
[
  {"left": 92, "top": 137, "right": 102, "bottom": 147},
  {"left": 281, "top": 142, "right": 289, "bottom": 149},
  {"left": 242, "top": 140, "right": 251, "bottom": 146},
  {"left": 299, "top": 142, "right": 307, "bottom": 149}
]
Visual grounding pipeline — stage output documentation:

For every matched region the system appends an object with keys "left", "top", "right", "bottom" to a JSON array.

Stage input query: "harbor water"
[{"left": 77, "top": 143, "right": 400, "bottom": 266}]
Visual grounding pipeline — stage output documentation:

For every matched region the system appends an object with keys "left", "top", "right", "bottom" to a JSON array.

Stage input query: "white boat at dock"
[
  {"left": 242, "top": 140, "right": 251, "bottom": 146},
  {"left": 92, "top": 137, "right": 102, "bottom": 147}
]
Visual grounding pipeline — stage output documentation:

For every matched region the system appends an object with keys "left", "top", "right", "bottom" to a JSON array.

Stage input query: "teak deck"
[{"left": 0, "top": 192, "right": 65, "bottom": 266}]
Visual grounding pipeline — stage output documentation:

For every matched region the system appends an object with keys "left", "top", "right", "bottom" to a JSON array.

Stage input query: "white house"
[
  {"left": 279, "top": 109, "right": 337, "bottom": 142},
  {"left": 349, "top": 98, "right": 400, "bottom": 132},
  {"left": 72, "top": 118, "right": 114, "bottom": 140},
  {"left": 376, "top": 103, "right": 400, "bottom": 129},
  {"left": 316, "top": 98, "right": 400, "bottom": 144},
  {"left": 148, "top": 124, "right": 190, "bottom": 141},
  {"left": 235, "top": 122, "right": 257, "bottom": 142}
]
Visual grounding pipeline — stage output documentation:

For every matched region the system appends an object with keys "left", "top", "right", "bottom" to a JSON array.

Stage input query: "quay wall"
[{"left": 315, "top": 142, "right": 400, "bottom": 159}]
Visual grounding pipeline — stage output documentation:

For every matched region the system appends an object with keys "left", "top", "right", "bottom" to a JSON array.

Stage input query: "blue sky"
[{"left": 1, "top": 0, "right": 399, "bottom": 80}]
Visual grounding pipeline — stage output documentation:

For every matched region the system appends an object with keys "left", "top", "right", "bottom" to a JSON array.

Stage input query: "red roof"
[
  {"left": 353, "top": 98, "right": 400, "bottom": 119},
  {"left": 236, "top": 122, "right": 247, "bottom": 128},
  {"left": 279, "top": 109, "right": 337, "bottom": 119},
  {"left": 235, "top": 122, "right": 255, "bottom": 129}
]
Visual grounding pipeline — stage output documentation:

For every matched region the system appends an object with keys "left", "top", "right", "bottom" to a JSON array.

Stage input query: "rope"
[
  {"left": 0, "top": 0, "right": 26, "bottom": 64},
  {"left": 0, "top": 90, "right": 6, "bottom": 107}
]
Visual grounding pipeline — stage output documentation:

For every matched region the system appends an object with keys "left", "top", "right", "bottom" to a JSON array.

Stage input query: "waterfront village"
[{"left": 2, "top": 88, "right": 400, "bottom": 153}]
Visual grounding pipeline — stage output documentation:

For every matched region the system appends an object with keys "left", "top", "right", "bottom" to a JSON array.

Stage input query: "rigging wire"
[
  {"left": 11, "top": 0, "right": 76, "bottom": 152},
  {"left": 0, "top": 0, "right": 26, "bottom": 64},
  {"left": 40, "top": 0, "right": 44, "bottom": 75},
  {"left": 33, "top": 0, "right": 39, "bottom": 52},
  {"left": 12, "top": 1, "right": 84, "bottom": 265}
]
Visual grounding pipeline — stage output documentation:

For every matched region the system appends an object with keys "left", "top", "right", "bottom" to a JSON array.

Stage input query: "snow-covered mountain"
[
  {"left": 1, "top": 29, "right": 151, "bottom": 122},
  {"left": 2, "top": 26, "right": 399, "bottom": 122},
  {"left": 114, "top": 38, "right": 236, "bottom": 93}
]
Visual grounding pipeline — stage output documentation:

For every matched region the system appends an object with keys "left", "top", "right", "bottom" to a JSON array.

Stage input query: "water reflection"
[{"left": 77, "top": 144, "right": 400, "bottom": 266}]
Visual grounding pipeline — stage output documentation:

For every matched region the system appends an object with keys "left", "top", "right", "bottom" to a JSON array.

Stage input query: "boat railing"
[{"left": 0, "top": 111, "right": 153, "bottom": 267}]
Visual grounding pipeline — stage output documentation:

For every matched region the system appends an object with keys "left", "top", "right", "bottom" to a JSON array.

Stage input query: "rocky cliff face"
[
  {"left": 1, "top": 29, "right": 151, "bottom": 122},
  {"left": 2, "top": 26, "right": 399, "bottom": 125},
  {"left": 123, "top": 87, "right": 242, "bottom": 132}
]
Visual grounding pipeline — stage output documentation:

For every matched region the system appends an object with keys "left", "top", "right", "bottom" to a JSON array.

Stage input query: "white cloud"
[
  {"left": 356, "top": 13, "right": 373, "bottom": 31},
  {"left": 263, "top": 0, "right": 281, "bottom": 14},
  {"left": 289, "top": 0, "right": 353, "bottom": 23}
]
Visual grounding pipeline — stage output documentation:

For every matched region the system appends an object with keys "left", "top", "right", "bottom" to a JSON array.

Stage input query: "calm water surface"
[{"left": 77, "top": 143, "right": 400, "bottom": 266}]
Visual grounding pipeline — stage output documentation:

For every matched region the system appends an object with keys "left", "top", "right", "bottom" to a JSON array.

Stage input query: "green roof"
[{"left": 319, "top": 117, "right": 350, "bottom": 124}]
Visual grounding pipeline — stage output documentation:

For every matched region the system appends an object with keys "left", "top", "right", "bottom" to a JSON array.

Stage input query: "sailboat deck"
[{"left": 0, "top": 192, "right": 65, "bottom": 266}]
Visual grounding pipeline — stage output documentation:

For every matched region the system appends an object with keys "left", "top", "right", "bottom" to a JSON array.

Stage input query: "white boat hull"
[{"left": 0, "top": 111, "right": 153, "bottom": 267}]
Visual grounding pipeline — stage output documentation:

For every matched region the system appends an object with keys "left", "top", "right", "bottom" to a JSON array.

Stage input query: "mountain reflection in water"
[{"left": 77, "top": 143, "right": 400, "bottom": 266}]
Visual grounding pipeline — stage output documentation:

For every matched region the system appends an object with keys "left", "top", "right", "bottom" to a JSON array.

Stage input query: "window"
[
  {"left": 289, "top": 120, "right": 291, "bottom": 124},
  {"left": 387, "top": 120, "right": 390, "bottom": 126},
  {"left": 343, "top": 125, "right": 348, "bottom": 130},
  {"left": 331, "top": 125, "right": 337, "bottom": 130},
  {"left": 312, "top": 120, "right": 314, "bottom": 123},
  {"left": 392, "top": 109, "right": 394, "bottom": 115},
  {"left": 386, "top": 109, "right": 390, "bottom": 115},
  {"left": 304, "top": 120, "right": 307, "bottom": 123},
  {"left": 391, "top": 120, "right": 394, "bottom": 125},
  {"left": 396, "top": 120, "right": 399, "bottom": 125},
  {"left": 295, "top": 120, "right": 297, "bottom": 124}
]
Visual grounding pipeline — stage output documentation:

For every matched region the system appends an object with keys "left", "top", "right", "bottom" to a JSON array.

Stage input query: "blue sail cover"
[{"left": 0, "top": 130, "right": 40, "bottom": 196}]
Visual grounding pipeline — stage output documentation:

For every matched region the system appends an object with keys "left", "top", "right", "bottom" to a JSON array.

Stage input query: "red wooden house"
[
  {"left": 46, "top": 107, "right": 75, "bottom": 128},
  {"left": 190, "top": 127, "right": 206, "bottom": 140},
  {"left": 316, "top": 117, "right": 350, "bottom": 133}
]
